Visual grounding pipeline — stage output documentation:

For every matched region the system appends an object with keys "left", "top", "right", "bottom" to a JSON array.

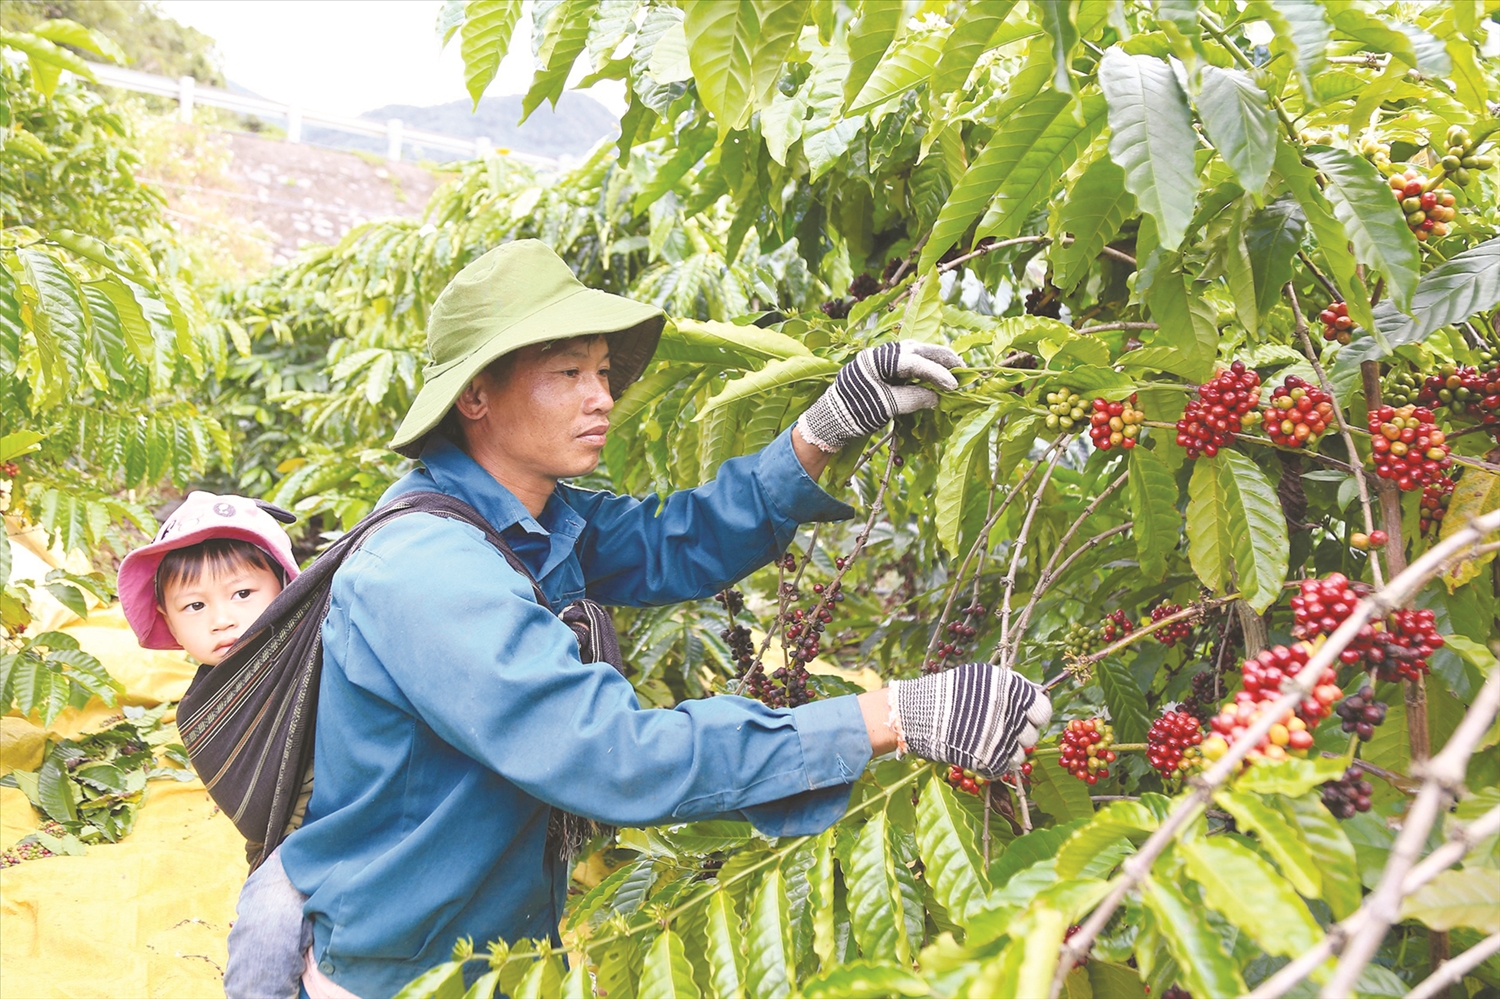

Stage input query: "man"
[{"left": 278, "top": 240, "right": 1051, "bottom": 995}]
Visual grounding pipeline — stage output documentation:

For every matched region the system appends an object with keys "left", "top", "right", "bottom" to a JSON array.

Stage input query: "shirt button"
[{"left": 319, "top": 960, "right": 334, "bottom": 974}]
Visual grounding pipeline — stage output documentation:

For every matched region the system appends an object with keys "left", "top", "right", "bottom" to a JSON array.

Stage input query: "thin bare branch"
[
  {"left": 994, "top": 436, "right": 1074, "bottom": 668},
  {"left": 1407, "top": 931, "right": 1500, "bottom": 999},
  {"left": 1074, "top": 321, "right": 1159, "bottom": 335},
  {"left": 1010, "top": 471, "right": 1131, "bottom": 644},
  {"left": 925, "top": 433, "right": 1070, "bottom": 663}
]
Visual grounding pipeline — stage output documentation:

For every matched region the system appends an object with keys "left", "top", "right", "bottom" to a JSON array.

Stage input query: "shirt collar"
[{"left": 416, "top": 438, "right": 586, "bottom": 579}]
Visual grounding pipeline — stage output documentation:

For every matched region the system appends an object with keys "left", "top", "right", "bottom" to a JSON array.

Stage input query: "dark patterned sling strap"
[{"left": 175, "top": 490, "right": 623, "bottom": 869}]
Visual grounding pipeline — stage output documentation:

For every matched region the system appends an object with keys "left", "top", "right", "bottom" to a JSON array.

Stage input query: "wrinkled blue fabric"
[{"left": 278, "top": 430, "right": 870, "bottom": 998}]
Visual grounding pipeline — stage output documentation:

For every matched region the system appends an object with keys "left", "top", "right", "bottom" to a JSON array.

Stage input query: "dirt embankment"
[{"left": 211, "top": 133, "right": 444, "bottom": 265}]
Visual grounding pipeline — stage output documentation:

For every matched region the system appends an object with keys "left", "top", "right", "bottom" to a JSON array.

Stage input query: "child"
[{"left": 119, "top": 491, "right": 309, "bottom": 999}]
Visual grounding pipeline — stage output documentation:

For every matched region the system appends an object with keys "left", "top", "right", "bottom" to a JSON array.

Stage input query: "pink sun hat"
[{"left": 118, "top": 491, "right": 301, "bottom": 650}]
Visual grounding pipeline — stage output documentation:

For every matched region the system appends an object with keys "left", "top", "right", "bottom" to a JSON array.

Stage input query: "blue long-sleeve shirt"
[{"left": 277, "top": 430, "right": 873, "bottom": 997}]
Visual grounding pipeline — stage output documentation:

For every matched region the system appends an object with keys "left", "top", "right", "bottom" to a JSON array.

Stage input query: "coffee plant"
[{"left": 3, "top": 3, "right": 1500, "bottom": 998}]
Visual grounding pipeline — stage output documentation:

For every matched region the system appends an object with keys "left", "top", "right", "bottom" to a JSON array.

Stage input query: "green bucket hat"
[{"left": 390, "top": 239, "right": 665, "bottom": 457}]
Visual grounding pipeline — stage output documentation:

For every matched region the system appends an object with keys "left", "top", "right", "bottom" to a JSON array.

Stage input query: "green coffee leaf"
[
  {"left": 1401, "top": 868, "right": 1500, "bottom": 933},
  {"left": 1275, "top": 792, "right": 1362, "bottom": 919},
  {"left": 1099, "top": 49, "right": 1199, "bottom": 251},
  {"left": 1305, "top": 146, "right": 1420, "bottom": 314},
  {"left": 637, "top": 930, "right": 700, "bottom": 999},
  {"left": 1052, "top": 154, "right": 1136, "bottom": 292},
  {"left": 1128, "top": 445, "right": 1179, "bottom": 583},
  {"left": 1181, "top": 837, "right": 1321, "bottom": 957},
  {"left": 1140, "top": 875, "right": 1248, "bottom": 998},
  {"left": 1194, "top": 66, "right": 1276, "bottom": 194},
  {"left": 745, "top": 868, "right": 796, "bottom": 998},
  {"left": 916, "top": 774, "right": 991, "bottom": 926}
]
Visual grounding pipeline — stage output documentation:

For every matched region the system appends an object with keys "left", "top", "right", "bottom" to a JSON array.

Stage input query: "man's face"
[
  {"left": 160, "top": 562, "right": 283, "bottom": 665},
  {"left": 471, "top": 336, "right": 614, "bottom": 482}
]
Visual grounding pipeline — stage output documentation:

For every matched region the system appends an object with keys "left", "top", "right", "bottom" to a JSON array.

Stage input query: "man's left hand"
[{"left": 796, "top": 340, "right": 962, "bottom": 454}]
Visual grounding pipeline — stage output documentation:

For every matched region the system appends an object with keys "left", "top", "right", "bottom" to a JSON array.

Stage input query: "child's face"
[{"left": 159, "top": 563, "right": 283, "bottom": 665}]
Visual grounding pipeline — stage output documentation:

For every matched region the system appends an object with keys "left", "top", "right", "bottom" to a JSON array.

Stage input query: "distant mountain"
[{"left": 298, "top": 92, "right": 619, "bottom": 164}]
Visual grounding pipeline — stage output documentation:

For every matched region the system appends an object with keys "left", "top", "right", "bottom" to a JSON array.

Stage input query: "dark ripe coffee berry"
[
  {"left": 714, "top": 588, "right": 746, "bottom": 615},
  {"left": 1146, "top": 710, "right": 1204, "bottom": 780},
  {"left": 1368, "top": 404, "right": 1450, "bottom": 490},
  {"left": 1161, "top": 987, "right": 1192, "bottom": 999},
  {"left": 1335, "top": 685, "right": 1387, "bottom": 741},
  {"left": 1372, "top": 608, "right": 1443, "bottom": 682},
  {"left": 1060, "top": 717, "right": 1116, "bottom": 783},
  {"left": 1176, "top": 365, "right": 1262, "bottom": 459},
  {"left": 1088, "top": 393, "right": 1145, "bottom": 451},
  {"left": 1321, "top": 766, "right": 1375, "bottom": 819},
  {"left": 1148, "top": 603, "right": 1192, "bottom": 646}
]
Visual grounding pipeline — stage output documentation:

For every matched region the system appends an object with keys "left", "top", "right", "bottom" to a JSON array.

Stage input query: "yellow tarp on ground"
[{"left": 1, "top": 606, "right": 245, "bottom": 999}]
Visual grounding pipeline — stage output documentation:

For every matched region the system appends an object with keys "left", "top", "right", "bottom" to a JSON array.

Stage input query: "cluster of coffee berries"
[
  {"left": 1146, "top": 710, "right": 1204, "bottom": 780},
  {"left": 1045, "top": 388, "right": 1089, "bottom": 431},
  {"left": 1239, "top": 642, "right": 1343, "bottom": 728},
  {"left": 1419, "top": 475, "right": 1455, "bottom": 536},
  {"left": 1182, "top": 668, "right": 1220, "bottom": 721},
  {"left": 1318, "top": 301, "right": 1356, "bottom": 344},
  {"left": 1099, "top": 609, "right": 1134, "bottom": 644},
  {"left": 1417, "top": 364, "right": 1500, "bottom": 444},
  {"left": 0, "top": 821, "right": 67, "bottom": 868},
  {"left": 786, "top": 582, "right": 842, "bottom": 666},
  {"left": 1025, "top": 284, "right": 1062, "bottom": 319},
  {"left": 1438, "top": 124, "right": 1494, "bottom": 188},
  {"left": 929, "top": 602, "right": 987, "bottom": 671},
  {"left": 1291, "top": 573, "right": 1376, "bottom": 658},
  {"left": 1175, "top": 361, "right": 1262, "bottom": 458},
  {"left": 717, "top": 589, "right": 757, "bottom": 677},
  {"left": 1060, "top": 621, "right": 1101, "bottom": 659},
  {"left": 1372, "top": 608, "right": 1443, "bottom": 683},
  {"left": 1389, "top": 170, "right": 1457, "bottom": 240},
  {"left": 1368, "top": 405, "right": 1451, "bottom": 490},
  {"left": 1147, "top": 603, "right": 1192, "bottom": 646},
  {"left": 946, "top": 765, "right": 989, "bottom": 795},
  {"left": 0, "top": 462, "right": 19, "bottom": 478},
  {"left": 1060, "top": 718, "right": 1116, "bottom": 784},
  {"left": 1384, "top": 368, "right": 1421, "bottom": 407},
  {"left": 1321, "top": 766, "right": 1375, "bottom": 820},
  {"left": 1203, "top": 699, "right": 1313, "bottom": 763},
  {"left": 1088, "top": 395, "right": 1144, "bottom": 451},
  {"left": 1335, "top": 685, "right": 1388, "bottom": 742},
  {"left": 1262, "top": 375, "right": 1333, "bottom": 449}
]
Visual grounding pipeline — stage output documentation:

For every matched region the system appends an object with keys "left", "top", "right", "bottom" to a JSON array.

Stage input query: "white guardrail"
[{"left": 88, "top": 63, "right": 556, "bottom": 168}]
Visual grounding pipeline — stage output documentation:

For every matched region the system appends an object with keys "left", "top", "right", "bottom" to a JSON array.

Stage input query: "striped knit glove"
[
  {"left": 796, "top": 341, "right": 962, "bottom": 453},
  {"left": 887, "top": 664, "right": 1052, "bottom": 778}
]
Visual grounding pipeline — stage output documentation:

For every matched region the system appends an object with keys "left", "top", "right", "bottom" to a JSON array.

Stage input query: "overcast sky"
[{"left": 157, "top": 0, "right": 625, "bottom": 117}]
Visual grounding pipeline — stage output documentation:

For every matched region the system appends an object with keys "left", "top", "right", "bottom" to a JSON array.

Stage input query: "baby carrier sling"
[{"left": 175, "top": 490, "right": 623, "bottom": 870}]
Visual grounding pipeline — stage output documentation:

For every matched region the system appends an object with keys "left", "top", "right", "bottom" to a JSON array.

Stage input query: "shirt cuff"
[
  {"left": 792, "top": 694, "right": 872, "bottom": 790},
  {"left": 755, "top": 428, "right": 857, "bottom": 525}
]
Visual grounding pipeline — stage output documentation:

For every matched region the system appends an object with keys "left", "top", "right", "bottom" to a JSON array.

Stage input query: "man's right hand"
[{"left": 882, "top": 663, "right": 1052, "bottom": 777}]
